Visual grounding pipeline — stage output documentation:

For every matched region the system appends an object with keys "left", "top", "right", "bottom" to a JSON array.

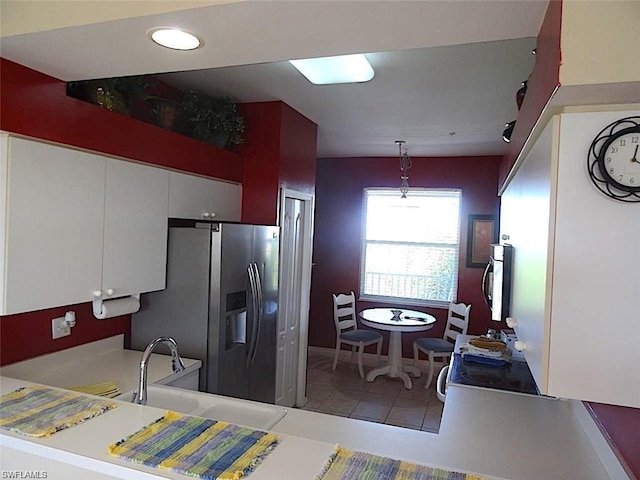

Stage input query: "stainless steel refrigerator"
[{"left": 131, "top": 223, "right": 279, "bottom": 404}]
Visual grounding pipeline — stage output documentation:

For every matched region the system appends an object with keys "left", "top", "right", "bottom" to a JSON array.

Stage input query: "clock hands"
[{"left": 632, "top": 145, "right": 639, "bottom": 164}]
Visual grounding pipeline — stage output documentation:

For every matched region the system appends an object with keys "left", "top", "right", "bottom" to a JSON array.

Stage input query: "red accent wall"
[
  {"left": 586, "top": 403, "right": 640, "bottom": 479},
  {"left": 0, "top": 303, "right": 129, "bottom": 365},
  {"left": 309, "top": 156, "right": 501, "bottom": 357},
  {"left": 499, "top": 0, "right": 562, "bottom": 188},
  {"left": 0, "top": 58, "right": 244, "bottom": 182},
  {"left": 237, "top": 101, "right": 317, "bottom": 225},
  {"left": 237, "top": 102, "right": 283, "bottom": 225},
  {"left": 279, "top": 102, "right": 317, "bottom": 196}
]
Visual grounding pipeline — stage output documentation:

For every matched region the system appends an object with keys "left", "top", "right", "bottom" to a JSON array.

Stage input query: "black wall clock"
[{"left": 587, "top": 116, "right": 640, "bottom": 202}]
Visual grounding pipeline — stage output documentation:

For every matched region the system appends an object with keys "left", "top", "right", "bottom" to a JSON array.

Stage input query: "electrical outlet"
[{"left": 52, "top": 316, "right": 71, "bottom": 339}]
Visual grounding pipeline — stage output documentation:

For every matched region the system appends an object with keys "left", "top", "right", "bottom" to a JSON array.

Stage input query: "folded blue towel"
[{"left": 462, "top": 353, "right": 509, "bottom": 366}]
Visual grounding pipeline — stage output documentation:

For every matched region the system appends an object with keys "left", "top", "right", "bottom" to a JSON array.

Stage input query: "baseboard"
[{"left": 308, "top": 345, "right": 447, "bottom": 370}]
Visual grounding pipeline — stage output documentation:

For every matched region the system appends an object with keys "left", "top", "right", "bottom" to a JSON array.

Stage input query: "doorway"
[{"left": 275, "top": 188, "right": 314, "bottom": 407}]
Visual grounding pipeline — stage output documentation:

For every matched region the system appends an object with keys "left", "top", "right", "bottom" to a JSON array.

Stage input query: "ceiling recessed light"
[
  {"left": 289, "top": 54, "right": 374, "bottom": 85},
  {"left": 149, "top": 28, "right": 202, "bottom": 51}
]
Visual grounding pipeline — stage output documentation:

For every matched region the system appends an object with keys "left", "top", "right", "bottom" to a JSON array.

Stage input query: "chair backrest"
[
  {"left": 443, "top": 302, "right": 471, "bottom": 343},
  {"left": 332, "top": 291, "right": 358, "bottom": 334}
]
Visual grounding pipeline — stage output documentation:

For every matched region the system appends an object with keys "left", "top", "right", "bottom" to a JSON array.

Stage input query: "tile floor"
[{"left": 300, "top": 350, "right": 443, "bottom": 433}]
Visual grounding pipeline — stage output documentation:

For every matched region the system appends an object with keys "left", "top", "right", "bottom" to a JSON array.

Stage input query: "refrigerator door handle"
[
  {"left": 246, "top": 263, "right": 260, "bottom": 366},
  {"left": 249, "top": 263, "right": 263, "bottom": 366}
]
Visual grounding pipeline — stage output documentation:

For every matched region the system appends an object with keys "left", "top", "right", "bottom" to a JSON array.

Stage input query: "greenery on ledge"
[
  {"left": 66, "top": 76, "right": 245, "bottom": 150},
  {"left": 180, "top": 90, "right": 245, "bottom": 148}
]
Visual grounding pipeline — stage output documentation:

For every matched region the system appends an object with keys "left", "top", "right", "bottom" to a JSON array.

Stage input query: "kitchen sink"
[{"left": 117, "top": 385, "right": 287, "bottom": 430}]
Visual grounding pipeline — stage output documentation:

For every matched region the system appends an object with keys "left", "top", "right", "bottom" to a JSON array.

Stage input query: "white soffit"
[
  {"left": 0, "top": 0, "right": 231, "bottom": 37},
  {"left": 0, "top": 1, "right": 547, "bottom": 81}
]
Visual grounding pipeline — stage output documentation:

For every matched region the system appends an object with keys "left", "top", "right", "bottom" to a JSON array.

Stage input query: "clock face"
[
  {"left": 588, "top": 117, "right": 640, "bottom": 202},
  {"left": 598, "top": 130, "right": 640, "bottom": 190}
]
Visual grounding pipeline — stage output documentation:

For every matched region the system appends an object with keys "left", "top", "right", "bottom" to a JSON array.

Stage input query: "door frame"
[{"left": 277, "top": 187, "right": 315, "bottom": 407}]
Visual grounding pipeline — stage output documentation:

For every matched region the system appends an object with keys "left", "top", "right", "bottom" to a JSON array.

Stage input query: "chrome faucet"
[{"left": 133, "top": 336, "right": 186, "bottom": 405}]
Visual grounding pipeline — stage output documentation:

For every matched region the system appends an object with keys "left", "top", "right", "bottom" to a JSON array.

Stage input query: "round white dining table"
[{"left": 359, "top": 308, "right": 436, "bottom": 389}]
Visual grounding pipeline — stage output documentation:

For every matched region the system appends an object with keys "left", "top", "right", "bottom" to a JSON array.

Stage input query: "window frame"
[{"left": 359, "top": 187, "right": 462, "bottom": 309}]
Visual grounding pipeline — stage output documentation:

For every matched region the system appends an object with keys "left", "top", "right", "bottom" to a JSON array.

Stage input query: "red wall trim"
[
  {"left": 499, "top": 0, "right": 562, "bottom": 187},
  {"left": 0, "top": 58, "right": 244, "bottom": 183},
  {"left": 586, "top": 402, "right": 640, "bottom": 480}
]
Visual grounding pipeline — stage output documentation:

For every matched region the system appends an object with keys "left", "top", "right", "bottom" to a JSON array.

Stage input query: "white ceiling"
[{"left": 0, "top": 1, "right": 548, "bottom": 158}]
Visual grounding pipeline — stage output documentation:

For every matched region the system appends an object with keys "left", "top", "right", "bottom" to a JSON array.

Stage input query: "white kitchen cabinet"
[
  {"left": 0, "top": 136, "right": 106, "bottom": 314},
  {"left": 102, "top": 159, "right": 169, "bottom": 298},
  {"left": 501, "top": 110, "right": 640, "bottom": 408},
  {"left": 501, "top": 119, "right": 556, "bottom": 397},
  {"left": 168, "top": 171, "right": 241, "bottom": 222},
  {"left": 0, "top": 135, "right": 169, "bottom": 315}
]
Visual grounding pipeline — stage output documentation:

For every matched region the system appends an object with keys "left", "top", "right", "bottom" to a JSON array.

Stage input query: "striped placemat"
[
  {"left": 317, "top": 445, "right": 484, "bottom": 480},
  {"left": 0, "top": 386, "right": 117, "bottom": 437},
  {"left": 108, "top": 411, "right": 280, "bottom": 480}
]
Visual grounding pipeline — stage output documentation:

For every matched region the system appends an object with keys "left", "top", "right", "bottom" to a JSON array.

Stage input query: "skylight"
[{"left": 289, "top": 54, "right": 374, "bottom": 85}]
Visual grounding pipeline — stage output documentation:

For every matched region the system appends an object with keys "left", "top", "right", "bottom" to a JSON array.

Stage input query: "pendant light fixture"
[{"left": 396, "top": 140, "right": 412, "bottom": 198}]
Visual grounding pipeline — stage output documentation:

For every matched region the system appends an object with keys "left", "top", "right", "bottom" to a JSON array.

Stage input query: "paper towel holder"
[{"left": 92, "top": 291, "right": 141, "bottom": 319}]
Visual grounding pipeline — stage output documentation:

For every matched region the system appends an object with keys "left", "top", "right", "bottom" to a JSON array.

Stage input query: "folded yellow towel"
[{"left": 69, "top": 381, "right": 121, "bottom": 398}]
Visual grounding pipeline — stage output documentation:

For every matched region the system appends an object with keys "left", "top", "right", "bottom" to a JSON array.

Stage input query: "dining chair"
[
  {"left": 413, "top": 302, "right": 471, "bottom": 389},
  {"left": 332, "top": 291, "right": 383, "bottom": 378}
]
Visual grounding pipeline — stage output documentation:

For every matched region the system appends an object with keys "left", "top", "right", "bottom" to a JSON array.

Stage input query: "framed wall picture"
[{"left": 466, "top": 214, "right": 498, "bottom": 268}]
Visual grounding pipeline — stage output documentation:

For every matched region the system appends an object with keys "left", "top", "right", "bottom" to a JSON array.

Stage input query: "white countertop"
[
  {"left": 272, "top": 386, "right": 623, "bottom": 480},
  {"left": 0, "top": 375, "right": 618, "bottom": 480},
  {"left": 0, "top": 335, "right": 201, "bottom": 394},
  {"left": 0, "top": 376, "right": 335, "bottom": 480},
  {"left": 0, "top": 337, "right": 628, "bottom": 480}
]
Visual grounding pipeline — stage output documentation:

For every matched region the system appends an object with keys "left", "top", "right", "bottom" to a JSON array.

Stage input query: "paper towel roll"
[{"left": 93, "top": 296, "right": 140, "bottom": 320}]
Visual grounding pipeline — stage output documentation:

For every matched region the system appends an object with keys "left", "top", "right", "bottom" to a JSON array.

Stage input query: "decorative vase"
[
  {"left": 91, "top": 87, "right": 128, "bottom": 115},
  {"left": 202, "top": 132, "right": 229, "bottom": 149},
  {"left": 150, "top": 98, "right": 179, "bottom": 130}
]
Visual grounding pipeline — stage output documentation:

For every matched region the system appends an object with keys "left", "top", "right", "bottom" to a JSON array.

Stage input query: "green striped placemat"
[
  {"left": 0, "top": 386, "right": 117, "bottom": 437},
  {"left": 317, "top": 445, "right": 484, "bottom": 480},
  {"left": 108, "top": 411, "right": 280, "bottom": 480}
]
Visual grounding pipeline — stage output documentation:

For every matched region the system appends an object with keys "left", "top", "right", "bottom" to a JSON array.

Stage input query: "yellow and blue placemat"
[
  {"left": 108, "top": 411, "right": 279, "bottom": 480},
  {"left": 0, "top": 386, "right": 117, "bottom": 437},
  {"left": 317, "top": 445, "right": 484, "bottom": 480}
]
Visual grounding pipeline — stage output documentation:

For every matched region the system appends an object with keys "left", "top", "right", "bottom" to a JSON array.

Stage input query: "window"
[{"left": 360, "top": 188, "right": 462, "bottom": 306}]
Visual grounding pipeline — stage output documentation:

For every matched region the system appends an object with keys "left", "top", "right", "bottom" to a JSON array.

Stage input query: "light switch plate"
[{"left": 52, "top": 316, "right": 70, "bottom": 339}]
